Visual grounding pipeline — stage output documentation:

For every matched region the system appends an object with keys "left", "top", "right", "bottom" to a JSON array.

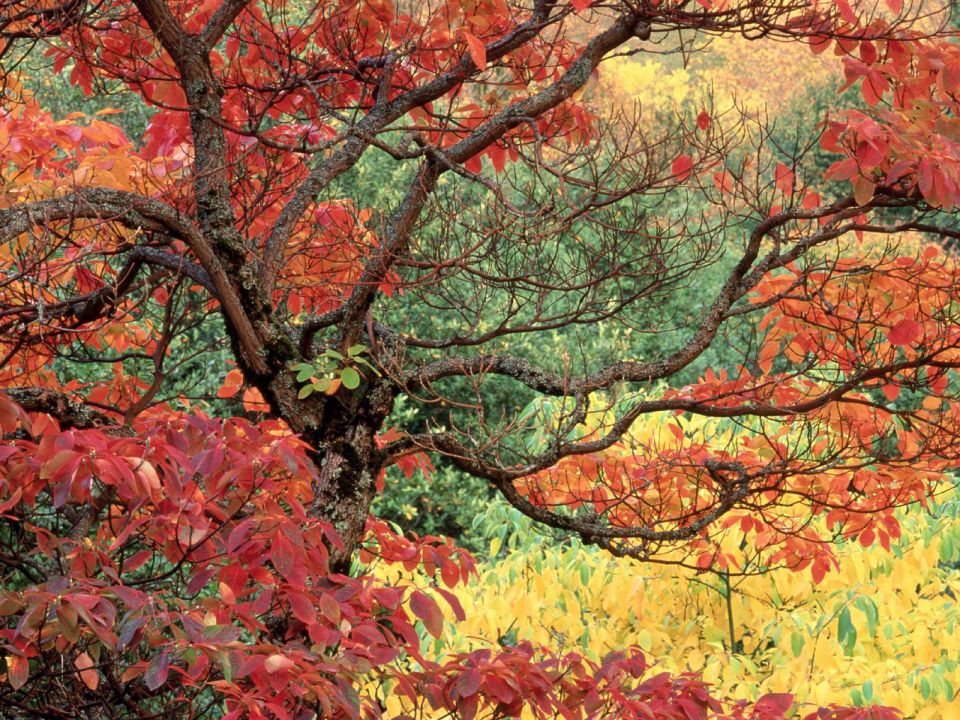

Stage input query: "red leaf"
[
  {"left": 888, "top": 318, "right": 923, "bottom": 346},
  {"left": 755, "top": 693, "right": 794, "bottom": 715},
  {"left": 483, "top": 674, "right": 517, "bottom": 703},
  {"left": 487, "top": 144, "right": 507, "bottom": 174},
  {"left": 571, "top": 0, "right": 592, "bottom": 11},
  {"left": 825, "top": 157, "right": 858, "bottom": 182},
  {"left": 226, "top": 518, "right": 255, "bottom": 554},
  {"left": 697, "top": 111, "right": 711, "bottom": 131},
  {"left": 410, "top": 589, "right": 444, "bottom": 638},
  {"left": 456, "top": 668, "right": 481, "bottom": 699},
  {"left": 6, "top": 655, "right": 28, "bottom": 690},
  {"left": 835, "top": 0, "right": 859, "bottom": 25},
  {"left": 774, "top": 162, "right": 794, "bottom": 194},
  {"left": 288, "top": 591, "right": 317, "bottom": 625},
  {"left": 435, "top": 587, "right": 466, "bottom": 621},
  {"left": 144, "top": 652, "right": 170, "bottom": 691},
  {"left": 671, "top": 155, "right": 694, "bottom": 182},
  {"left": 440, "top": 559, "right": 459, "bottom": 588},
  {"left": 677, "top": 697, "right": 706, "bottom": 720}
]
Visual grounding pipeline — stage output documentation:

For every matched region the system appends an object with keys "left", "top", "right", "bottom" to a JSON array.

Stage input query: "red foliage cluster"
[
  {"left": 0, "top": 392, "right": 905, "bottom": 719},
  {"left": 0, "top": 0, "right": 958, "bottom": 717}
]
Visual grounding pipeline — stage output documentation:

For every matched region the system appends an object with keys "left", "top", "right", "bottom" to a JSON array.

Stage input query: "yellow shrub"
[{"left": 425, "top": 503, "right": 960, "bottom": 719}]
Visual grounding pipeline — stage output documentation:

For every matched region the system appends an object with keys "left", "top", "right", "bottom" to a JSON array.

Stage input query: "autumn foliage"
[{"left": 0, "top": 0, "right": 959, "bottom": 718}]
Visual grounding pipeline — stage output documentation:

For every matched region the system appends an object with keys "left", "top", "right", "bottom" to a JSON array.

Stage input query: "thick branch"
[
  {"left": 0, "top": 188, "right": 267, "bottom": 373},
  {"left": 334, "top": 11, "right": 645, "bottom": 337},
  {"left": 2, "top": 388, "right": 115, "bottom": 429},
  {"left": 259, "top": 0, "right": 568, "bottom": 296},
  {"left": 199, "top": 0, "right": 251, "bottom": 49}
]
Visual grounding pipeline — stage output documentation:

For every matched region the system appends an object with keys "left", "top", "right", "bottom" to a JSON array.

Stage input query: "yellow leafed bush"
[
  {"left": 374, "top": 407, "right": 960, "bottom": 718},
  {"left": 596, "top": 32, "right": 840, "bottom": 124},
  {"left": 402, "top": 498, "right": 960, "bottom": 719}
]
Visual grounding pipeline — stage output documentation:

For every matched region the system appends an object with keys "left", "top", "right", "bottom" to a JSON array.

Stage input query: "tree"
[{"left": 0, "top": 0, "right": 958, "bottom": 716}]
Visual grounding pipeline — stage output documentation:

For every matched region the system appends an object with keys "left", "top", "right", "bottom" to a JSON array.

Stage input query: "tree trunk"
[{"left": 261, "top": 367, "right": 395, "bottom": 572}]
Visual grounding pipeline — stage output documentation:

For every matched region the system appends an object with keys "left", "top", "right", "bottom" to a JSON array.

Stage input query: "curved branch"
[
  {"left": 0, "top": 187, "right": 269, "bottom": 374},
  {"left": 0, "top": 245, "right": 216, "bottom": 332},
  {"left": 399, "top": 191, "right": 921, "bottom": 396}
]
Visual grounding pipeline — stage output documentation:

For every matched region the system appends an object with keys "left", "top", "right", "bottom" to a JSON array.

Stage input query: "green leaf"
[
  {"left": 855, "top": 596, "right": 878, "bottom": 635},
  {"left": 314, "top": 378, "right": 332, "bottom": 392},
  {"left": 340, "top": 367, "right": 361, "bottom": 390},
  {"left": 219, "top": 651, "right": 233, "bottom": 683},
  {"left": 352, "top": 357, "right": 381, "bottom": 375},
  {"left": 837, "top": 607, "right": 857, "bottom": 655},
  {"left": 298, "top": 385, "right": 314, "bottom": 399},
  {"left": 323, "top": 349, "right": 344, "bottom": 361},
  {"left": 347, "top": 344, "right": 368, "bottom": 357},
  {"left": 790, "top": 631, "right": 804, "bottom": 657}
]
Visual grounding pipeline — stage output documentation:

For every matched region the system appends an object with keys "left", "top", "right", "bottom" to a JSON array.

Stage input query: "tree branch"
[{"left": 199, "top": 0, "right": 252, "bottom": 49}]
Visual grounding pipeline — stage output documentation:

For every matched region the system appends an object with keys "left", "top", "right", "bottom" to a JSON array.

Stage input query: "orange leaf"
[
  {"left": 852, "top": 175, "right": 875, "bottom": 205},
  {"left": 811, "top": 558, "right": 828, "bottom": 584},
  {"left": 463, "top": 31, "right": 486, "bottom": 71},
  {"left": 242, "top": 386, "right": 268, "bottom": 413},
  {"left": 6, "top": 655, "right": 27, "bottom": 690},
  {"left": 801, "top": 190, "right": 822, "bottom": 209},
  {"left": 217, "top": 368, "right": 243, "bottom": 398},
  {"left": 713, "top": 171, "right": 733, "bottom": 194},
  {"left": 218, "top": 581, "right": 236, "bottom": 605},
  {"left": 75, "top": 652, "right": 99, "bottom": 691}
]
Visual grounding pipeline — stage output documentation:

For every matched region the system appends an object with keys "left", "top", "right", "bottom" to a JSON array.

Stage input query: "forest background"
[{"left": 1, "top": 0, "right": 960, "bottom": 718}]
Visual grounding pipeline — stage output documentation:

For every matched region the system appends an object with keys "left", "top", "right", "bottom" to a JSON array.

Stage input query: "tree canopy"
[{"left": 0, "top": 0, "right": 959, "bottom": 717}]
